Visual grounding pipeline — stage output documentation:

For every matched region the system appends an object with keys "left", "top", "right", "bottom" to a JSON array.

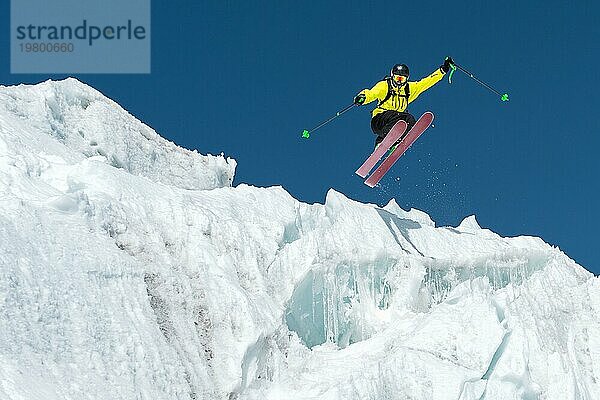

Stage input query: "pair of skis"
[{"left": 356, "top": 112, "right": 434, "bottom": 187}]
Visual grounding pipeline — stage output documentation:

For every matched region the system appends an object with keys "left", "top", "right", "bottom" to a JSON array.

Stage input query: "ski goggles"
[{"left": 392, "top": 74, "right": 408, "bottom": 84}]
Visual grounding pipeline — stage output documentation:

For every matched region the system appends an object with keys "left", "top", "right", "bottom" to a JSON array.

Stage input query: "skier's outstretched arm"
[
  {"left": 409, "top": 69, "right": 445, "bottom": 102},
  {"left": 354, "top": 80, "right": 388, "bottom": 106},
  {"left": 408, "top": 57, "right": 453, "bottom": 103}
]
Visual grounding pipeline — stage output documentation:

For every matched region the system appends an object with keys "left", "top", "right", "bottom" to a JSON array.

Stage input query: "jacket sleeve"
[
  {"left": 408, "top": 68, "right": 445, "bottom": 103},
  {"left": 358, "top": 80, "right": 388, "bottom": 105}
]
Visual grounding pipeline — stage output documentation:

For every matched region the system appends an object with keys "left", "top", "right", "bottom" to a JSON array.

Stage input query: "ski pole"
[
  {"left": 301, "top": 103, "right": 356, "bottom": 139},
  {"left": 448, "top": 62, "right": 509, "bottom": 102}
]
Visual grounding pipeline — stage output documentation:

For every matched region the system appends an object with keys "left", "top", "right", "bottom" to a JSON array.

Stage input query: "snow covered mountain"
[{"left": 1, "top": 78, "right": 599, "bottom": 400}]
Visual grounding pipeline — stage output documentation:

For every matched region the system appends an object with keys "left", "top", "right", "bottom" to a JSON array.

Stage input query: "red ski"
[
  {"left": 364, "top": 112, "right": 434, "bottom": 188},
  {"left": 355, "top": 120, "right": 407, "bottom": 178}
]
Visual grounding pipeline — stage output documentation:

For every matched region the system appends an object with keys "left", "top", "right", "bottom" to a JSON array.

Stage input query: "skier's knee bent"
[{"left": 371, "top": 110, "right": 415, "bottom": 147}]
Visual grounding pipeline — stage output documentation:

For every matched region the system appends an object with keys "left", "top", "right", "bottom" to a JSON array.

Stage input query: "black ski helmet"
[{"left": 391, "top": 63, "right": 410, "bottom": 78}]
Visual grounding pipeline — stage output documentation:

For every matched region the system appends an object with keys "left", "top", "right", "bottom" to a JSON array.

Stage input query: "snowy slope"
[
  {"left": 0, "top": 78, "right": 235, "bottom": 191},
  {"left": 1, "top": 79, "right": 599, "bottom": 400}
]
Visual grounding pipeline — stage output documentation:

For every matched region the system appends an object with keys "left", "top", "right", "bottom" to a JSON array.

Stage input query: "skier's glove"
[
  {"left": 354, "top": 93, "right": 366, "bottom": 106},
  {"left": 441, "top": 56, "right": 454, "bottom": 73}
]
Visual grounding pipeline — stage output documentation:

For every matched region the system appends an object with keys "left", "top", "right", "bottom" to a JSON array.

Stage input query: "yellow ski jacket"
[{"left": 359, "top": 68, "right": 445, "bottom": 118}]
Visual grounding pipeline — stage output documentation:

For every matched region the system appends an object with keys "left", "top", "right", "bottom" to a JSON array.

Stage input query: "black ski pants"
[{"left": 370, "top": 110, "right": 416, "bottom": 148}]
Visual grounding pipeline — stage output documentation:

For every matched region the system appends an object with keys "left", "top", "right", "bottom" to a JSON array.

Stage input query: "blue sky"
[{"left": 1, "top": 1, "right": 598, "bottom": 273}]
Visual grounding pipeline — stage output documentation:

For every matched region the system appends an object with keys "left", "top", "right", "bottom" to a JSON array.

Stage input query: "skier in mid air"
[
  {"left": 301, "top": 55, "right": 507, "bottom": 186},
  {"left": 353, "top": 57, "right": 454, "bottom": 148}
]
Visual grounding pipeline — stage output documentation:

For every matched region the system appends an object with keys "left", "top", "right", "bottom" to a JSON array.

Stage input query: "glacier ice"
[{"left": 1, "top": 79, "right": 599, "bottom": 400}]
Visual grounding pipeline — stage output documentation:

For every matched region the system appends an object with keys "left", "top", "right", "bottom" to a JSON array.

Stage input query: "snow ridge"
[
  {"left": 1, "top": 79, "right": 599, "bottom": 400},
  {"left": 0, "top": 78, "right": 235, "bottom": 191}
]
